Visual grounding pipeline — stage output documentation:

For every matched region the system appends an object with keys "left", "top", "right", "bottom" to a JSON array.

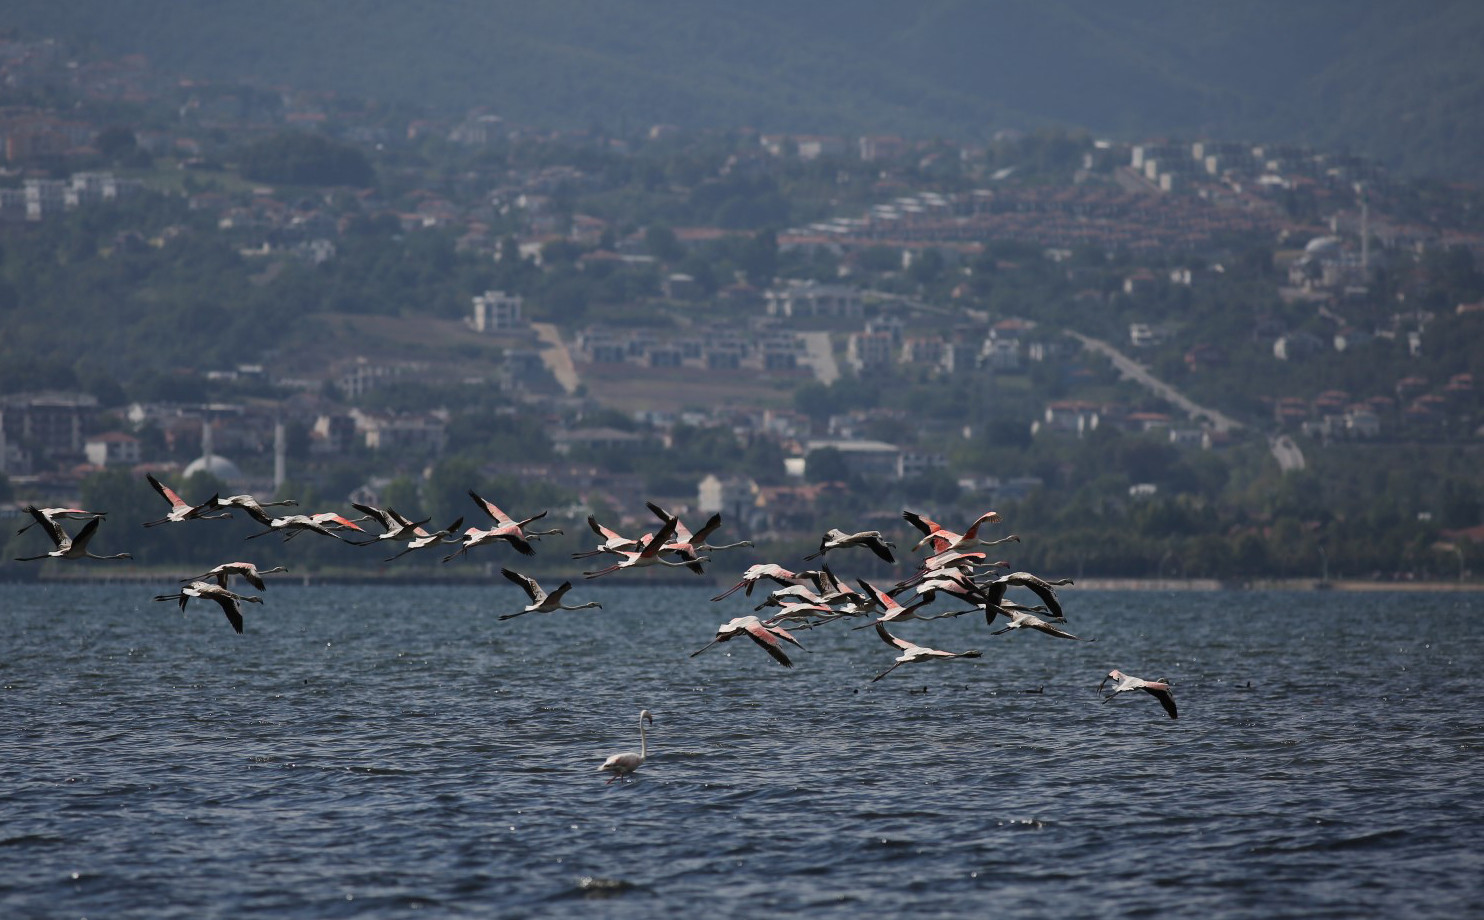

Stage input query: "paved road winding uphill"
[{"left": 1069, "top": 332, "right": 1244, "bottom": 433}]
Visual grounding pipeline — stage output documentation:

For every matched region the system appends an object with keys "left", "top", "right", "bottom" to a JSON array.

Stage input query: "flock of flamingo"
[{"left": 14, "top": 473, "right": 1177, "bottom": 784}]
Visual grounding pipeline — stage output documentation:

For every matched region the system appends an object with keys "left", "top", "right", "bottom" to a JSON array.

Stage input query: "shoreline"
[{"left": 3, "top": 570, "right": 1481, "bottom": 592}]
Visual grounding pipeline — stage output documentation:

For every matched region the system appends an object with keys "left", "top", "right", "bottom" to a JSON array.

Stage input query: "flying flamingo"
[
  {"left": 711, "top": 563, "right": 811, "bottom": 601},
  {"left": 468, "top": 490, "right": 564, "bottom": 539},
  {"left": 1099, "top": 669, "right": 1178, "bottom": 719},
  {"left": 584, "top": 517, "right": 708, "bottom": 578},
  {"left": 16, "top": 505, "right": 106, "bottom": 535},
  {"left": 804, "top": 528, "right": 896, "bottom": 564},
  {"left": 143, "top": 473, "right": 229, "bottom": 527},
  {"left": 760, "top": 599, "right": 842, "bottom": 627},
  {"left": 571, "top": 515, "right": 641, "bottom": 559},
  {"left": 977, "top": 571, "right": 1074, "bottom": 622},
  {"left": 211, "top": 494, "right": 298, "bottom": 517},
  {"left": 871, "top": 623, "right": 982, "bottom": 683},
  {"left": 305, "top": 512, "right": 368, "bottom": 533},
  {"left": 382, "top": 517, "right": 464, "bottom": 562},
  {"left": 599, "top": 709, "right": 653, "bottom": 784},
  {"left": 989, "top": 606, "right": 1089, "bottom": 641},
  {"left": 904, "top": 510, "right": 1018, "bottom": 554},
  {"left": 851, "top": 578, "right": 936, "bottom": 628},
  {"left": 344, "top": 504, "right": 431, "bottom": 546},
  {"left": 644, "top": 501, "right": 753, "bottom": 560},
  {"left": 182, "top": 561, "right": 289, "bottom": 591},
  {"left": 691, "top": 615, "right": 806, "bottom": 667},
  {"left": 14, "top": 511, "right": 132, "bottom": 562},
  {"left": 153, "top": 581, "right": 262, "bottom": 634},
  {"left": 498, "top": 568, "right": 603, "bottom": 620},
  {"left": 242, "top": 507, "right": 347, "bottom": 542}
]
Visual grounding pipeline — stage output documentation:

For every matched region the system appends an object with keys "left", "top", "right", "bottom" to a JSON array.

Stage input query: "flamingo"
[
  {"left": 1099, "top": 669, "right": 1178, "bottom": 719},
  {"left": 851, "top": 578, "right": 936, "bottom": 628},
  {"left": 910, "top": 567, "right": 993, "bottom": 606},
  {"left": 584, "top": 517, "right": 708, "bottom": 578},
  {"left": 382, "top": 517, "right": 464, "bottom": 562},
  {"left": 989, "top": 606, "right": 1089, "bottom": 641},
  {"left": 804, "top": 528, "right": 896, "bottom": 564},
  {"left": 468, "top": 490, "right": 564, "bottom": 539},
  {"left": 212, "top": 494, "right": 298, "bottom": 517},
  {"left": 599, "top": 709, "right": 653, "bottom": 784},
  {"left": 182, "top": 561, "right": 288, "bottom": 591},
  {"left": 16, "top": 505, "right": 106, "bottom": 535},
  {"left": 691, "top": 615, "right": 805, "bottom": 667},
  {"left": 975, "top": 572, "right": 1074, "bottom": 623},
  {"left": 443, "top": 522, "right": 536, "bottom": 561},
  {"left": 344, "top": 504, "right": 430, "bottom": 545},
  {"left": 904, "top": 510, "right": 1014, "bottom": 554},
  {"left": 761, "top": 599, "right": 842, "bottom": 627},
  {"left": 754, "top": 583, "right": 826, "bottom": 610},
  {"left": 644, "top": 501, "right": 753, "bottom": 558},
  {"left": 498, "top": 568, "right": 602, "bottom": 619},
  {"left": 242, "top": 507, "right": 347, "bottom": 542},
  {"left": 871, "top": 623, "right": 981, "bottom": 682},
  {"left": 143, "top": 473, "right": 230, "bottom": 527},
  {"left": 711, "top": 563, "right": 810, "bottom": 601},
  {"left": 153, "top": 581, "right": 262, "bottom": 634},
  {"left": 571, "top": 514, "right": 641, "bottom": 559},
  {"left": 14, "top": 511, "right": 132, "bottom": 562},
  {"left": 305, "top": 512, "right": 368, "bottom": 533}
]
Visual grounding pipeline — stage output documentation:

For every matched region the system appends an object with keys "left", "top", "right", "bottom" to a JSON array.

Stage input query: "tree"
[
  {"left": 238, "top": 131, "right": 376, "bottom": 187},
  {"left": 805, "top": 446, "right": 851, "bottom": 484},
  {"left": 644, "top": 225, "right": 683, "bottom": 262}
]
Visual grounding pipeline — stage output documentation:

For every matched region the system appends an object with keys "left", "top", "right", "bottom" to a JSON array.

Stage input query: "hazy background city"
[{"left": 2, "top": 1, "right": 1482, "bottom": 582}]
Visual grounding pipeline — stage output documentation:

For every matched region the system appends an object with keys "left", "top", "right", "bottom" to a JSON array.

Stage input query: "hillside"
[{"left": 4, "top": 1, "right": 1483, "bottom": 180}]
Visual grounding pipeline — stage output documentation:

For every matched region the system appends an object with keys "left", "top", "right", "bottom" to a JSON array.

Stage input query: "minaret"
[
  {"left": 1361, "top": 195, "right": 1369, "bottom": 275},
  {"left": 274, "top": 420, "right": 286, "bottom": 492},
  {"left": 201, "top": 417, "right": 214, "bottom": 466}
]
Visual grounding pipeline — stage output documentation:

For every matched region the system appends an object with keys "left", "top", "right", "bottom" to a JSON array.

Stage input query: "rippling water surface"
[{"left": 1, "top": 583, "right": 1480, "bottom": 918}]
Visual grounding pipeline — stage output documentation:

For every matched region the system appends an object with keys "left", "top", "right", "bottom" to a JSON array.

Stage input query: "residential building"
[
  {"left": 84, "top": 431, "right": 142, "bottom": 467},
  {"left": 765, "top": 280, "right": 862, "bottom": 318},
  {"left": 471, "top": 290, "right": 525, "bottom": 332},
  {"left": 847, "top": 331, "right": 895, "bottom": 371}
]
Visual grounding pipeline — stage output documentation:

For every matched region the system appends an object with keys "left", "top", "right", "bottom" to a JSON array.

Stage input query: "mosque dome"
[{"left": 182, "top": 453, "right": 244, "bottom": 483}]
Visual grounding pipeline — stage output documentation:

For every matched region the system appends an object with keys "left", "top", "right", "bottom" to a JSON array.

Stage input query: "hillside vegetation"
[{"left": 5, "top": 1, "right": 1484, "bottom": 180}]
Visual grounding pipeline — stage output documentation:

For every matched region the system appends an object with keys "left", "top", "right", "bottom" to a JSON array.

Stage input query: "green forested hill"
[{"left": 5, "top": 1, "right": 1484, "bottom": 178}]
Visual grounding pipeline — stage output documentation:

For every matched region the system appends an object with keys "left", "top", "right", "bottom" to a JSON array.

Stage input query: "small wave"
[
  {"left": 0, "top": 833, "right": 66, "bottom": 847},
  {"left": 1250, "top": 827, "right": 1409, "bottom": 854},
  {"left": 557, "top": 876, "right": 645, "bottom": 900}
]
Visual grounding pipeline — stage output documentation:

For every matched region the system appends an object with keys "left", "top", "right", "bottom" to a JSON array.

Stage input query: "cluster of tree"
[{"left": 236, "top": 132, "right": 376, "bottom": 188}]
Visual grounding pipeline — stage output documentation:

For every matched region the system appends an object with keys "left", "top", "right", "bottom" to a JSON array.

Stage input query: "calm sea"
[{"left": 0, "top": 582, "right": 1479, "bottom": 918}]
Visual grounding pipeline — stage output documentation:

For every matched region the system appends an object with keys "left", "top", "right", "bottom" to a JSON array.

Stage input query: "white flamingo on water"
[
  {"left": 1099, "top": 669, "right": 1178, "bottom": 719},
  {"left": 599, "top": 710, "right": 653, "bottom": 784}
]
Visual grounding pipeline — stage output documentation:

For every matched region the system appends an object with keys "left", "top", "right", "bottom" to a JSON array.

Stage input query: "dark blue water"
[{"left": 1, "top": 583, "right": 1480, "bottom": 918}]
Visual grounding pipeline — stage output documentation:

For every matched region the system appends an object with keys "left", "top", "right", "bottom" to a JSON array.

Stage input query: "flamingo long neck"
[{"left": 638, "top": 717, "right": 648, "bottom": 761}]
